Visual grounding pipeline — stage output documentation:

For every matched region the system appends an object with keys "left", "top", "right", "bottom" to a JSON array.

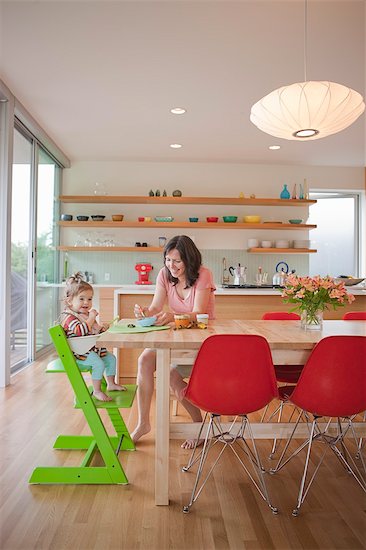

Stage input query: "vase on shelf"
[
  {"left": 280, "top": 184, "right": 290, "bottom": 199},
  {"left": 301, "top": 309, "right": 323, "bottom": 330}
]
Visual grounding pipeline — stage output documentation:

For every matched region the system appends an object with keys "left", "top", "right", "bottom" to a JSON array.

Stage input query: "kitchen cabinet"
[{"left": 58, "top": 194, "right": 317, "bottom": 252}]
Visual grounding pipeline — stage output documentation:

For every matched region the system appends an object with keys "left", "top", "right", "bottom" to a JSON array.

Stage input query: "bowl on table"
[
  {"left": 77, "top": 215, "right": 89, "bottom": 221},
  {"left": 91, "top": 215, "right": 105, "bottom": 221},
  {"left": 334, "top": 277, "right": 365, "bottom": 286},
  {"left": 137, "top": 316, "right": 157, "bottom": 327},
  {"left": 68, "top": 334, "right": 100, "bottom": 354},
  {"left": 243, "top": 215, "right": 261, "bottom": 223},
  {"left": 206, "top": 217, "right": 219, "bottom": 223},
  {"left": 222, "top": 216, "right": 238, "bottom": 223}
]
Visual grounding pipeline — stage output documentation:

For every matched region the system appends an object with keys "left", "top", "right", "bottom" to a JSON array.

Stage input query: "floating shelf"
[
  {"left": 57, "top": 246, "right": 162, "bottom": 252},
  {"left": 59, "top": 221, "right": 317, "bottom": 230},
  {"left": 248, "top": 248, "right": 317, "bottom": 254},
  {"left": 59, "top": 195, "right": 316, "bottom": 206}
]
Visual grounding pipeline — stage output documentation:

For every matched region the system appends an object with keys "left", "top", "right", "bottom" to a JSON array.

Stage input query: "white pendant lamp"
[{"left": 250, "top": 2, "right": 365, "bottom": 140}]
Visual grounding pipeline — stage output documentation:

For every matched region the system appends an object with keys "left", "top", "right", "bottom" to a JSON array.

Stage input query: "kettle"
[
  {"left": 229, "top": 264, "right": 247, "bottom": 285},
  {"left": 272, "top": 261, "right": 295, "bottom": 286}
]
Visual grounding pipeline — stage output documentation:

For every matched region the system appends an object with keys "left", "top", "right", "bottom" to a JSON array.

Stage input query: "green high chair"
[{"left": 29, "top": 325, "right": 137, "bottom": 485}]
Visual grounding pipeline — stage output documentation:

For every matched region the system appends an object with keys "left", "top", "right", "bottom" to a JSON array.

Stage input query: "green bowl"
[
  {"left": 223, "top": 216, "right": 238, "bottom": 223},
  {"left": 289, "top": 219, "right": 303, "bottom": 224}
]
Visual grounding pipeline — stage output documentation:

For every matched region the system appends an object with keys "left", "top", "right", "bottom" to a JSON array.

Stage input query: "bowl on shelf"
[
  {"left": 138, "top": 217, "right": 145, "bottom": 222},
  {"left": 91, "top": 215, "right": 105, "bottom": 221},
  {"left": 222, "top": 216, "right": 238, "bottom": 223},
  {"left": 334, "top": 277, "right": 365, "bottom": 286},
  {"left": 144, "top": 216, "right": 152, "bottom": 222},
  {"left": 275, "top": 240, "right": 290, "bottom": 248},
  {"left": 189, "top": 217, "right": 199, "bottom": 222},
  {"left": 289, "top": 219, "right": 303, "bottom": 224},
  {"left": 261, "top": 240, "right": 273, "bottom": 248},
  {"left": 112, "top": 214, "right": 124, "bottom": 221},
  {"left": 206, "top": 217, "right": 219, "bottom": 223},
  {"left": 60, "top": 214, "right": 73, "bottom": 221},
  {"left": 294, "top": 240, "right": 311, "bottom": 248},
  {"left": 243, "top": 215, "right": 261, "bottom": 223},
  {"left": 155, "top": 216, "right": 174, "bottom": 222},
  {"left": 68, "top": 334, "right": 101, "bottom": 355},
  {"left": 77, "top": 215, "right": 89, "bottom": 221}
]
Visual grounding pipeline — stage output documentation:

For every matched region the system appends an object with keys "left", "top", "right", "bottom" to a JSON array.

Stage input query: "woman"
[{"left": 131, "top": 235, "right": 216, "bottom": 449}]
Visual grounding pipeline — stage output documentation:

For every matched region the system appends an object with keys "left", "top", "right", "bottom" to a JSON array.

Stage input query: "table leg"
[{"left": 155, "top": 348, "right": 171, "bottom": 505}]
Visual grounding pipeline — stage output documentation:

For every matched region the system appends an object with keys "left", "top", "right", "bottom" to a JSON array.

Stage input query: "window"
[{"left": 308, "top": 191, "right": 361, "bottom": 278}]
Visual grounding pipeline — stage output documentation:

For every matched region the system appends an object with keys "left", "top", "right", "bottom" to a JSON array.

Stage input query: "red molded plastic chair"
[
  {"left": 261, "top": 312, "right": 303, "bottom": 458},
  {"left": 181, "top": 334, "right": 279, "bottom": 514},
  {"left": 270, "top": 335, "right": 366, "bottom": 516},
  {"left": 343, "top": 311, "right": 366, "bottom": 320}
]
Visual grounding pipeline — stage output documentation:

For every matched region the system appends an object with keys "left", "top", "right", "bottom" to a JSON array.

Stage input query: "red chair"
[
  {"left": 261, "top": 312, "right": 303, "bottom": 458},
  {"left": 343, "top": 311, "right": 366, "bottom": 320},
  {"left": 269, "top": 335, "right": 366, "bottom": 516},
  {"left": 181, "top": 334, "right": 279, "bottom": 514},
  {"left": 343, "top": 311, "right": 366, "bottom": 457}
]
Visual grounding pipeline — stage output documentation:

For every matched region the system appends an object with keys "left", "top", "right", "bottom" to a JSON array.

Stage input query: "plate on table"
[{"left": 107, "top": 323, "right": 171, "bottom": 334}]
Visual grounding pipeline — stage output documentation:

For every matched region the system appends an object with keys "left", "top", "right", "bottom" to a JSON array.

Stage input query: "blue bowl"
[
  {"left": 137, "top": 316, "right": 157, "bottom": 327},
  {"left": 189, "top": 217, "right": 199, "bottom": 222}
]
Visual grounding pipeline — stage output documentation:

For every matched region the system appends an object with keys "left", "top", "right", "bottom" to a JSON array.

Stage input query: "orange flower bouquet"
[{"left": 281, "top": 274, "right": 355, "bottom": 329}]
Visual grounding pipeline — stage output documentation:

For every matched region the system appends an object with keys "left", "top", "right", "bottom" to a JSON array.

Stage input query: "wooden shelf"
[
  {"left": 57, "top": 246, "right": 162, "bottom": 252},
  {"left": 59, "top": 195, "right": 316, "bottom": 206},
  {"left": 248, "top": 248, "right": 317, "bottom": 254},
  {"left": 59, "top": 221, "right": 316, "bottom": 230}
]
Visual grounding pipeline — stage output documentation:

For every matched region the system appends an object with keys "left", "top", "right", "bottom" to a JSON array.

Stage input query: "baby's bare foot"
[
  {"left": 107, "top": 383, "right": 126, "bottom": 391},
  {"left": 131, "top": 423, "right": 151, "bottom": 443},
  {"left": 93, "top": 390, "right": 112, "bottom": 402}
]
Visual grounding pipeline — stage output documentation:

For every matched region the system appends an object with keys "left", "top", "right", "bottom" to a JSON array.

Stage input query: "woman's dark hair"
[{"left": 163, "top": 235, "right": 202, "bottom": 287}]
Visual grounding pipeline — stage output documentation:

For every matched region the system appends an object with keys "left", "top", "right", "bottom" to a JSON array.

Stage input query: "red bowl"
[
  {"left": 206, "top": 217, "right": 219, "bottom": 223},
  {"left": 138, "top": 217, "right": 145, "bottom": 222}
]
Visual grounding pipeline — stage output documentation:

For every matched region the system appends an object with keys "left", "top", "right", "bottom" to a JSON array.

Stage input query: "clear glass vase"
[{"left": 301, "top": 309, "right": 323, "bottom": 330}]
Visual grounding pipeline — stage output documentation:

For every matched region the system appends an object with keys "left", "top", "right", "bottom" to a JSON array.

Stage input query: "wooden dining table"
[{"left": 99, "top": 319, "right": 366, "bottom": 505}]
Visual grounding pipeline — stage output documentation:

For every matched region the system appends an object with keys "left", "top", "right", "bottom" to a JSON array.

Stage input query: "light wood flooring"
[{"left": 0, "top": 353, "right": 365, "bottom": 550}]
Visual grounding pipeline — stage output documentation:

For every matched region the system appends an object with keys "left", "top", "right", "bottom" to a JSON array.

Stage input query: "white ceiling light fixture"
[
  {"left": 269, "top": 145, "right": 281, "bottom": 150},
  {"left": 170, "top": 143, "right": 182, "bottom": 149},
  {"left": 250, "top": 1, "right": 365, "bottom": 141},
  {"left": 170, "top": 107, "right": 186, "bottom": 115}
]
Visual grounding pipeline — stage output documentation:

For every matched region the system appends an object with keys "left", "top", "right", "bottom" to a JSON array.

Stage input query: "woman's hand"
[
  {"left": 154, "top": 311, "right": 174, "bottom": 326},
  {"left": 134, "top": 303, "right": 149, "bottom": 319}
]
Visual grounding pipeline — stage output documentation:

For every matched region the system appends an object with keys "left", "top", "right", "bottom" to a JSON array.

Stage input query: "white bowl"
[
  {"left": 68, "top": 334, "right": 100, "bottom": 354},
  {"left": 261, "top": 240, "right": 272, "bottom": 248},
  {"left": 275, "top": 240, "right": 290, "bottom": 248},
  {"left": 294, "top": 240, "right": 311, "bottom": 248}
]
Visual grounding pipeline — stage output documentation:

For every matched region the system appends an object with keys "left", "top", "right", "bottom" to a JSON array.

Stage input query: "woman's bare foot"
[
  {"left": 181, "top": 438, "right": 204, "bottom": 450},
  {"left": 93, "top": 390, "right": 112, "bottom": 402},
  {"left": 131, "top": 423, "right": 151, "bottom": 443},
  {"left": 107, "top": 382, "right": 127, "bottom": 391}
]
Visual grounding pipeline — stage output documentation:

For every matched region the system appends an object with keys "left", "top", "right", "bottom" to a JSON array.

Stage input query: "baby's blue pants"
[{"left": 76, "top": 351, "right": 116, "bottom": 380}]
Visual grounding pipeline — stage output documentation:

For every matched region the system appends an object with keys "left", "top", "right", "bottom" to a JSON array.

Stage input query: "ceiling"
[{"left": 0, "top": 0, "right": 365, "bottom": 167}]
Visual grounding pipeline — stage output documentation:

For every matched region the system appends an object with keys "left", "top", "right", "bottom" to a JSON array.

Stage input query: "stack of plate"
[{"left": 294, "top": 240, "right": 311, "bottom": 248}]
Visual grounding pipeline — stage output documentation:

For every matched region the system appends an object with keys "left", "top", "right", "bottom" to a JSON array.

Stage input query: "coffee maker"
[{"left": 135, "top": 263, "right": 153, "bottom": 285}]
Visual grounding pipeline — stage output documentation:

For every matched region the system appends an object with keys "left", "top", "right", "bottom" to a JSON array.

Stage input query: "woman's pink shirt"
[{"left": 156, "top": 266, "right": 216, "bottom": 319}]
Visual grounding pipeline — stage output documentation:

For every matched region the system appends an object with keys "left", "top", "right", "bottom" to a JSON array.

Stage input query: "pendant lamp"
[{"left": 250, "top": 2, "right": 365, "bottom": 140}]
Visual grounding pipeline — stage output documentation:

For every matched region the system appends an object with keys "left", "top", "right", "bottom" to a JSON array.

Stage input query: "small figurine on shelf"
[
  {"left": 149, "top": 190, "right": 154, "bottom": 196},
  {"left": 292, "top": 183, "right": 297, "bottom": 199},
  {"left": 250, "top": 194, "right": 256, "bottom": 199},
  {"left": 162, "top": 190, "right": 167, "bottom": 196},
  {"left": 155, "top": 189, "right": 161, "bottom": 196},
  {"left": 280, "top": 184, "right": 290, "bottom": 199},
  {"left": 239, "top": 192, "right": 244, "bottom": 198}
]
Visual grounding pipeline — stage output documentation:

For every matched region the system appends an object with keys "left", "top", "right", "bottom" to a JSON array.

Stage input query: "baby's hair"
[{"left": 64, "top": 271, "right": 93, "bottom": 304}]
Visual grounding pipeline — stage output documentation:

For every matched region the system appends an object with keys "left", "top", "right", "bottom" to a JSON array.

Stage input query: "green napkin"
[{"left": 107, "top": 323, "right": 171, "bottom": 334}]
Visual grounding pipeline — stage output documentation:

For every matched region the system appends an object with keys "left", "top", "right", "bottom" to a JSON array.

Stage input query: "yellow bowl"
[
  {"left": 112, "top": 215, "right": 124, "bottom": 221},
  {"left": 243, "top": 215, "right": 261, "bottom": 223}
]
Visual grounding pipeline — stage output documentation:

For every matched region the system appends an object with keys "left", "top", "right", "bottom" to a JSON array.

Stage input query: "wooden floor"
[{"left": 0, "top": 354, "right": 365, "bottom": 550}]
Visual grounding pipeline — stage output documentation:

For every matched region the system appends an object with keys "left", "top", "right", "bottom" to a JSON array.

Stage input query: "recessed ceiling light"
[
  {"left": 170, "top": 143, "right": 182, "bottom": 149},
  {"left": 170, "top": 108, "right": 186, "bottom": 115},
  {"left": 269, "top": 145, "right": 281, "bottom": 150}
]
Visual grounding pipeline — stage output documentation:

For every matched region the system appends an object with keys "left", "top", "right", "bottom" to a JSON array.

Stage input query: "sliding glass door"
[{"left": 10, "top": 124, "right": 60, "bottom": 371}]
